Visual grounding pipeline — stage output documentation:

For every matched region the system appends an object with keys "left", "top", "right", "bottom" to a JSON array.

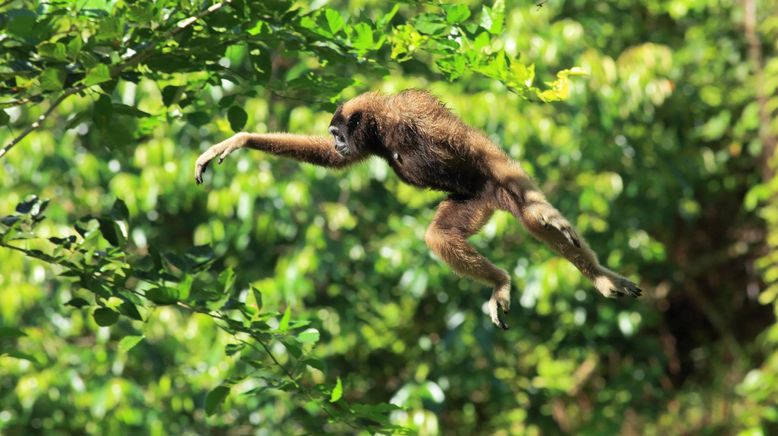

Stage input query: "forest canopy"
[{"left": 1, "top": 0, "right": 777, "bottom": 434}]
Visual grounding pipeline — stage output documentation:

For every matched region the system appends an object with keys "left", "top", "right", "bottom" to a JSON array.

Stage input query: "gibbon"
[{"left": 195, "top": 90, "right": 641, "bottom": 329}]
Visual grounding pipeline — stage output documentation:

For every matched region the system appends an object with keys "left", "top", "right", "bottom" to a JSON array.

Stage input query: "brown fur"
[{"left": 195, "top": 89, "right": 642, "bottom": 329}]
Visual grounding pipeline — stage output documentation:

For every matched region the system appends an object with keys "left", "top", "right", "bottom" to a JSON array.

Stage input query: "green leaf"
[
  {"left": 1, "top": 215, "right": 20, "bottom": 226},
  {"left": 278, "top": 306, "right": 291, "bottom": 331},
  {"left": 0, "top": 327, "right": 26, "bottom": 338},
  {"left": 251, "top": 286, "right": 263, "bottom": 311},
  {"left": 84, "top": 64, "right": 112, "bottom": 87},
  {"left": 40, "top": 68, "right": 65, "bottom": 91},
  {"left": 377, "top": 4, "right": 401, "bottom": 28},
  {"left": 97, "top": 17, "right": 123, "bottom": 41},
  {"left": 65, "top": 297, "right": 90, "bottom": 308},
  {"left": 225, "top": 343, "right": 245, "bottom": 356},
  {"left": 67, "top": 36, "right": 83, "bottom": 57},
  {"left": 325, "top": 8, "right": 345, "bottom": 34},
  {"left": 178, "top": 274, "right": 193, "bottom": 300},
  {"left": 16, "top": 196, "right": 38, "bottom": 214},
  {"left": 93, "top": 94, "right": 113, "bottom": 128},
  {"left": 118, "top": 300, "right": 143, "bottom": 321},
  {"left": 112, "top": 104, "right": 150, "bottom": 118},
  {"left": 6, "top": 12, "right": 37, "bottom": 40},
  {"left": 414, "top": 14, "right": 448, "bottom": 35},
  {"left": 110, "top": 199, "right": 129, "bottom": 221},
  {"left": 93, "top": 308, "right": 120, "bottom": 326},
  {"left": 187, "top": 111, "right": 210, "bottom": 127},
  {"left": 351, "top": 23, "right": 375, "bottom": 51},
  {"left": 38, "top": 42, "right": 67, "bottom": 60},
  {"left": 3, "top": 351, "right": 38, "bottom": 363},
  {"left": 304, "top": 357, "right": 325, "bottom": 371},
  {"left": 205, "top": 385, "right": 230, "bottom": 415},
  {"left": 0, "top": 110, "right": 9, "bottom": 125},
  {"left": 162, "top": 86, "right": 181, "bottom": 106},
  {"left": 480, "top": 0, "right": 505, "bottom": 35},
  {"left": 219, "top": 267, "right": 235, "bottom": 294},
  {"left": 227, "top": 106, "right": 248, "bottom": 132},
  {"left": 330, "top": 377, "right": 343, "bottom": 402},
  {"left": 297, "top": 328, "right": 320, "bottom": 344},
  {"left": 97, "top": 218, "right": 123, "bottom": 246},
  {"left": 443, "top": 4, "right": 471, "bottom": 24},
  {"left": 145, "top": 287, "right": 179, "bottom": 305},
  {"left": 118, "top": 335, "right": 144, "bottom": 352}
]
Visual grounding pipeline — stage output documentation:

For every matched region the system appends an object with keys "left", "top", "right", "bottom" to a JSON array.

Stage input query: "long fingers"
[{"left": 194, "top": 153, "right": 212, "bottom": 184}]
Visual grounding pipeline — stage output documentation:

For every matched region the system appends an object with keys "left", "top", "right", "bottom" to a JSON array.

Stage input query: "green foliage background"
[{"left": 1, "top": 0, "right": 777, "bottom": 434}]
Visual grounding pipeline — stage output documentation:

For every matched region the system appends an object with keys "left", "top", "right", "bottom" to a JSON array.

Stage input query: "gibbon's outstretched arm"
[
  {"left": 195, "top": 90, "right": 641, "bottom": 330},
  {"left": 195, "top": 132, "right": 361, "bottom": 184}
]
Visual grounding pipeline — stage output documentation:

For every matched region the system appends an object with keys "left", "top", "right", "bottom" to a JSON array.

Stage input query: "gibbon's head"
[{"left": 328, "top": 93, "right": 381, "bottom": 157}]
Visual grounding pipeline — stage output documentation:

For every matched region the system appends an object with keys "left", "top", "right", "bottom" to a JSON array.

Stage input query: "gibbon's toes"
[
  {"left": 488, "top": 295, "right": 510, "bottom": 330},
  {"left": 593, "top": 268, "right": 643, "bottom": 298},
  {"left": 620, "top": 279, "right": 643, "bottom": 298},
  {"left": 194, "top": 160, "right": 208, "bottom": 184},
  {"left": 595, "top": 273, "right": 642, "bottom": 299}
]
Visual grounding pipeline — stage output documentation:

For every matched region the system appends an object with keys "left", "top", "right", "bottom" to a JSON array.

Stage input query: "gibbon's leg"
[
  {"left": 425, "top": 194, "right": 513, "bottom": 329},
  {"left": 496, "top": 171, "right": 642, "bottom": 298},
  {"left": 195, "top": 132, "right": 356, "bottom": 184}
]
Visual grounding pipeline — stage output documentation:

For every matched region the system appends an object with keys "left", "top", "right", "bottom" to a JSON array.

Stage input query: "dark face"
[{"left": 328, "top": 106, "right": 367, "bottom": 157}]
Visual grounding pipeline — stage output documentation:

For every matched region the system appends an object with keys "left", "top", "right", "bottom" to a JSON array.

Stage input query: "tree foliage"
[{"left": 1, "top": 0, "right": 777, "bottom": 434}]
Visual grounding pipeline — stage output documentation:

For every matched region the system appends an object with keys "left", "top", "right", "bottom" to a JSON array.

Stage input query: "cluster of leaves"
[
  {"left": 2, "top": 0, "right": 777, "bottom": 434},
  {"left": 0, "top": 196, "right": 405, "bottom": 432},
  {"left": 1, "top": 0, "right": 578, "bottom": 155}
]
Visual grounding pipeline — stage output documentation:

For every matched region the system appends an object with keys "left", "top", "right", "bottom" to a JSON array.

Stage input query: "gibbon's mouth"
[
  {"left": 334, "top": 141, "right": 350, "bottom": 156},
  {"left": 329, "top": 125, "right": 350, "bottom": 156}
]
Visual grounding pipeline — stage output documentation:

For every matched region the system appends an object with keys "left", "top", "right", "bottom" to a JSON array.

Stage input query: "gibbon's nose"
[{"left": 329, "top": 126, "right": 339, "bottom": 136}]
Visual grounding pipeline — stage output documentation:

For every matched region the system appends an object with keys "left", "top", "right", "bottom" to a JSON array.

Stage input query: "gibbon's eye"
[{"left": 347, "top": 112, "right": 362, "bottom": 133}]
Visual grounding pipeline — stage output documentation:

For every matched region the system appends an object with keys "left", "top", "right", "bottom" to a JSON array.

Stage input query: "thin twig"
[
  {"left": 0, "top": 0, "right": 232, "bottom": 159},
  {"left": 0, "top": 87, "right": 84, "bottom": 159},
  {"left": 1, "top": 95, "right": 39, "bottom": 108}
]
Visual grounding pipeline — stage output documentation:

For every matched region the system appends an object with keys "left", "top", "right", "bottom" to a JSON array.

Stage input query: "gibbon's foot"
[
  {"left": 194, "top": 134, "right": 244, "bottom": 184},
  {"left": 487, "top": 282, "right": 511, "bottom": 330},
  {"left": 593, "top": 267, "right": 642, "bottom": 298},
  {"left": 539, "top": 213, "right": 580, "bottom": 248}
]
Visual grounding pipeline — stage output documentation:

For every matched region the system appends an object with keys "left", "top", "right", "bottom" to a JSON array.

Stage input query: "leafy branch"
[
  {"left": 0, "top": 196, "right": 406, "bottom": 432},
  {"left": 1, "top": 1, "right": 233, "bottom": 159},
  {"left": 1, "top": 0, "right": 579, "bottom": 159}
]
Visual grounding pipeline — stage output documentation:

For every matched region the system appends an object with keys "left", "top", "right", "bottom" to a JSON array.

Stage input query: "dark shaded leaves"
[
  {"left": 93, "top": 308, "right": 120, "bottom": 326},
  {"left": 205, "top": 385, "right": 230, "bottom": 415}
]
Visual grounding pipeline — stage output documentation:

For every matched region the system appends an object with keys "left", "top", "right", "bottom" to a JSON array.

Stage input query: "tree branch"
[
  {"left": 0, "top": 87, "right": 82, "bottom": 159},
  {"left": 0, "top": 0, "right": 232, "bottom": 160},
  {"left": 743, "top": 0, "right": 777, "bottom": 180}
]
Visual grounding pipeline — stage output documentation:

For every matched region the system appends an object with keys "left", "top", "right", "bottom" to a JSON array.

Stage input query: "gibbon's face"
[{"left": 328, "top": 105, "right": 367, "bottom": 157}]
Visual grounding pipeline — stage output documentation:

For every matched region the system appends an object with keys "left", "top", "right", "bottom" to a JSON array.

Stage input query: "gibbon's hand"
[{"left": 195, "top": 133, "right": 246, "bottom": 184}]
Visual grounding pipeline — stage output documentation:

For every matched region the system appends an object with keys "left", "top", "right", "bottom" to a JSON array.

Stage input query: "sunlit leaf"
[
  {"left": 278, "top": 306, "right": 291, "bottom": 331},
  {"left": 84, "top": 64, "right": 111, "bottom": 86},
  {"left": 296, "top": 328, "right": 320, "bottom": 344},
  {"left": 330, "top": 377, "right": 343, "bottom": 402},
  {"left": 118, "top": 335, "right": 144, "bottom": 352}
]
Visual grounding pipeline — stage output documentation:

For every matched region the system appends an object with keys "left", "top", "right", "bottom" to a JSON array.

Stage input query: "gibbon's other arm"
[{"left": 194, "top": 132, "right": 360, "bottom": 184}]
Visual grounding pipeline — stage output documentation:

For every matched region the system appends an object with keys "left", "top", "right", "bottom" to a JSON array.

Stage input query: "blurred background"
[{"left": 1, "top": 0, "right": 777, "bottom": 434}]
